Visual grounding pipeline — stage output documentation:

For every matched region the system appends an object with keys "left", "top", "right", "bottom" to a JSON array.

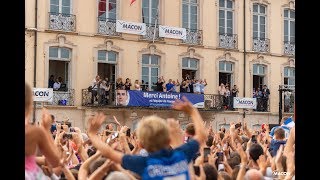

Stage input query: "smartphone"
[
  {"left": 126, "top": 128, "right": 131, "bottom": 137},
  {"left": 216, "top": 152, "right": 224, "bottom": 163},
  {"left": 203, "top": 147, "right": 210, "bottom": 162},
  {"left": 251, "top": 135, "right": 257, "bottom": 143},
  {"left": 193, "top": 166, "right": 200, "bottom": 176}
]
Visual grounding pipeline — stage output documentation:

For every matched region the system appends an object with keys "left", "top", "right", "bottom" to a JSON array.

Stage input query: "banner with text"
[
  {"left": 116, "top": 20, "right": 146, "bottom": 35},
  {"left": 33, "top": 88, "right": 53, "bottom": 102},
  {"left": 159, "top": 25, "right": 186, "bottom": 40},
  {"left": 233, "top": 97, "right": 257, "bottom": 109},
  {"left": 115, "top": 90, "right": 204, "bottom": 108}
]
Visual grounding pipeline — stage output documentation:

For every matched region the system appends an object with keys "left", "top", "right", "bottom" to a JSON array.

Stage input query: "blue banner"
[{"left": 115, "top": 90, "right": 204, "bottom": 108}]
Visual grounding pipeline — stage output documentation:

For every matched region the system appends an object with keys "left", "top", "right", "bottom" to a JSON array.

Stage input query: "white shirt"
[{"left": 53, "top": 82, "right": 61, "bottom": 90}]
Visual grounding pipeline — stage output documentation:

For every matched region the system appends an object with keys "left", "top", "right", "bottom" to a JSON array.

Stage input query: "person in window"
[
  {"left": 140, "top": 80, "right": 147, "bottom": 91},
  {"left": 225, "top": 86, "right": 231, "bottom": 110},
  {"left": 180, "top": 80, "right": 189, "bottom": 93},
  {"left": 200, "top": 79, "right": 207, "bottom": 94},
  {"left": 153, "top": 76, "right": 165, "bottom": 92},
  {"left": 91, "top": 75, "right": 101, "bottom": 104},
  {"left": 124, "top": 78, "right": 132, "bottom": 90},
  {"left": 193, "top": 79, "right": 201, "bottom": 94},
  {"left": 53, "top": 78, "right": 61, "bottom": 91},
  {"left": 262, "top": 85, "right": 270, "bottom": 111},
  {"left": 172, "top": 79, "right": 180, "bottom": 92},
  {"left": 165, "top": 79, "right": 175, "bottom": 92},
  {"left": 48, "top": 75, "right": 55, "bottom": 88},
  {"left": 134, "top": 80, "right": 141, "bottom": 90},
  {"left": 231, "top": 85, "right": 239, "bottom": 110},
  {"left": 218, "top": 83, "right": 226, "bottom": 108},
  {"left": 188, "top": 79, "right": 195, "bottom": 93},
  {"left": 100, "top": 79, "right": 110, "bottom": 105},
  {"left": 116, "top": 78, "right": 124, "bottom": 90}
]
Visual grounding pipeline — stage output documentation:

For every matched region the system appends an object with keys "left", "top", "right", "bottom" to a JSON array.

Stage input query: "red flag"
[
  {"left": 130, "top": 0, "right": 136, "bottom": 6},
  {"left": 98, "top": 0, "right": 115, "bottom": 17}
]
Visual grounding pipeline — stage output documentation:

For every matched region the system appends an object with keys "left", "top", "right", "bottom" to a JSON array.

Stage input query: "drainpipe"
[
  {"left": 243, "top": 0, "right": 247, "bottom": 120},
  {"left": 32, "top": 0, "right": 38, "bottom": 124}
]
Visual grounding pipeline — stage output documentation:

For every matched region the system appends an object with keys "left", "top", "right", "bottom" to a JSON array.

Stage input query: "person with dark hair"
[
  {"left": 203, "top": 163, "right": 218, "bottom": 180},
  {"left": 48, "top": 75, "right": 55, "bottom": 88},
  {"left": 50, "top": 114, "right": 57, "bottom": 139},
  {"left": 248, "top": 143, "right": 264, "bottom": 169},
  {"left": 184, "top": 123, "right": 195, "bottom": 143},
  {"left": 205, "top": 135, "right": 214, "bottom": 147}
]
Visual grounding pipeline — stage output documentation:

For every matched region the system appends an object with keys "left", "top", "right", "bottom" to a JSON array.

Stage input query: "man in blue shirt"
[{"left": 87, "top": 97, "right": 207, "bottom": 179}]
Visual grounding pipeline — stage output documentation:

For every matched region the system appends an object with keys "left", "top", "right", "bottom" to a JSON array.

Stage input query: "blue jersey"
[{"left": 122, "top": 139, "right": 199, "bottom": 180}]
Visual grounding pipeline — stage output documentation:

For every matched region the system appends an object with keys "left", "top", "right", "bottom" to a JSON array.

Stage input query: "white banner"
[
  {"left": 116, "top": 20, "right": 146, "bottom": 35},
  {"left": 33, "top": 88, "right": 53, "bottom": 102},
  {"left": 233, "top": 97, "right": 257, "bottom": 109},
  {"left": 159, "top": 25, "right": 186, "bottom": 40}
]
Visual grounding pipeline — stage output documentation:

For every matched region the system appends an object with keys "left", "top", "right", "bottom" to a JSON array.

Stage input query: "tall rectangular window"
[
  {"left": 253, "top": 4, "right": 267, "bottom": 39},
  {"left": 182, "top": 0, "right": 198, "bottom": 29},
  {"left": 219, "top": 0, "right": 233, "bottom": 34},
  {"left": 284, "top": 9, "right": 295, "bottom": 42},
  {"left": 142, "top": 55, "right": 160, "bottom": 91},
  {"left": 284, "top": 67, "right": 295, "bottom": 85},
  {"left": 50, "top": 0, "right": 71, "bottom": 14},
  {"left": 98, "top": 0, "right": 117, "bottom": 19},
  {"left": 142, "top": 0, "right": 159, "bottom": 24}
]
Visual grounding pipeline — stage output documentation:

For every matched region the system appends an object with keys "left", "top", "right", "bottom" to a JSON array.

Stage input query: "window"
[
  {"left": 98, "top": 50, "right": 117, "bottom": 63},
  {"left": 182, "top": 0, "right": 198, "bottom": 29},
  {"left": 253, "top": 64, "right": 265, "bottom": 75},
  {"left": 219, "top": 0, "right": 233, "bottom": 34},
  {"left": 219, "top": 61, "right": 234, "bottom": 86},
  {"left": 284, "top": 67, "right": 295, "bottom": 85},
  {"left": 142, "top": 0, "right": 159, "bottom": 24},
  {"left": 253, "top": 4, "right": 267, "bottom": 39},
  {"left": 284, "top": 9, "right": 295, "bottom": 42},
  {"left": 98, "top": 0, "right": 117, "bottom": 20},
  {"left": 50, "top": 0, "right": 71, "bottom": 14},
  {"left": 142, "top": 54, "right": 160, "bottom": 91},
  {"left": 182, "top": 57, "right": 199, "bottom": 80},
  {"left": 49, "top": 47, "right": 71, "bottom": 90}
]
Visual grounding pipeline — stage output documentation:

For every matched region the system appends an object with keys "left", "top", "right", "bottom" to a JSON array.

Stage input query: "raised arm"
[
  {"left": 78, "top": 151, "right": 102, "bottom": 180},
  {"left": 172, "top": 96, "right": 207, "bottom": 144},
  {"left": 87, "top": 113, "right": 124, "bottom": 164}
]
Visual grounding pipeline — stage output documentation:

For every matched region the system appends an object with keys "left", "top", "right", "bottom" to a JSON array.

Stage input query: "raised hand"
[
  {"left": 87, "top": 112, "right": 106, "bottom": 135},
  {"left": 41, "top": 108, "right": 52, "bottom": 130},
  {"left": 167, "top": 118, "right": 184, "bottom": 148},
  {"left": 172, "top": 96, "right": 194, "bottom": 114}
]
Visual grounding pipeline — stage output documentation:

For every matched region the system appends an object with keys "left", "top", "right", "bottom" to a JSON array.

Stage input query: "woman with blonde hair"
[{"left": 134, "top": 80, "right": 141, "bottom": 90}]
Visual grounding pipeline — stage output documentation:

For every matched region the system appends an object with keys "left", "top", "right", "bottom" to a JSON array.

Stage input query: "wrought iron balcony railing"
[
  {"left": 219, "top": 33, "right": 238, "bottom": 49},
  {"left": 45, "top": 89, "right": 75, "bottom": 106},
  {"left": 284, "top": 41, "right": 295, "bottom": 56},
  {"left": 203, "top": 94, "right": 224, "bottom": 110},
  {"left": 253, "top": 98, "right": 270, "bottom": 112},
  {"left": 182, "top": 28, "right": 203, "bottom": 45},
  {"left": 252, "top": 38, "right": 270, "bottom": 53},
  {"left": 49, "top": 12, "right": 76, "bottom": 32},
  {"left": 140, "top": 23, "right": 163, "bottom": 41},
  {"left": 97, "top": 18, "right": 121, "bottom": 37}
]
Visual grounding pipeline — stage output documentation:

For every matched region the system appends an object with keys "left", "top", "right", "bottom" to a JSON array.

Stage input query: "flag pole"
[{"left": 152, "top": 0, "right": 160, "bottom": 43}]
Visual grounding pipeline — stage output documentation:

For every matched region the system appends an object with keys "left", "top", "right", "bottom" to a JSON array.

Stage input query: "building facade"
[{"left": 25, "top": 0, "right": 295, "bottom": 131}]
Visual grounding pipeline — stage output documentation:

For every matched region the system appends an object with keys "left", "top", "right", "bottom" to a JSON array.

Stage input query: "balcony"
[
  {"left": 140, "top": 23, "right": 163, "bottom": 41},
  {"left": 219, "top": 33, "right": 238, "bottom": 49},
  {"left": 253, "top": 98, "right": 270, "bottom": 112},
  {"left": 252, "top": 38, "right": 270, "bottom": 53},
  {"left": 45, "top": 89, "right": 75, "bottom": 106},
  {"left": 284, "top": 41, "right": 295, "bottom": 56},
  {"left": 97, "top": 18, "right": 121, "bottom": 37},
  {"left": 182, "top": 28, "right": 203, "bottom": 45},
  {"left": 48, "top": 12, "right": 76, "bottom": 32},
  {"left": 82, "top": 88, "right": 223, "bottom": 111}
]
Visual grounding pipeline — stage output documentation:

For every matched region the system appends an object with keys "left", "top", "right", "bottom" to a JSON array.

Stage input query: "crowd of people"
[{"left": 26, "top": 81, "right": 295, "bottom": 180}]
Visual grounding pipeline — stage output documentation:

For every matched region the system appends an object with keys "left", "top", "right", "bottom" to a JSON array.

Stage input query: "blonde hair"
[{"left": 137, "top": 115, "right": 170, "bottom": 153}]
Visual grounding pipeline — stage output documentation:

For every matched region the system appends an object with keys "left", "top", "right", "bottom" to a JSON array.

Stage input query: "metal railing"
[
  {"left": 252, "top": 38, "right": 270, "bottom": 53},
  {"left": 97, "top": 17, "right": 121, "bottom": 36},
  {"left": 182, "top": 28, "right": 203, "bottom": 45},
  {"left": 284, "top": 41, "right": 295, "bottom": 56},
  {"left": 82, "top": 89, "right": 224, "bottom": 110},
  {"left": 48, "top": 12, "right": 76, "bottom": 32},
  {"left": 219, "top": 33, "right": 238, "bottom": 49},
  {"left": 203, "top": 94, "right": 224, "bottom": 110},
  {"left": 140, "top": 23, "right": 163, "bottom": 41},
  {"left": 45, "top": 89, "right": 75, "bottom": 106},
  {"left": 253, "top": 98, "right": 270, "bottom": 112}
]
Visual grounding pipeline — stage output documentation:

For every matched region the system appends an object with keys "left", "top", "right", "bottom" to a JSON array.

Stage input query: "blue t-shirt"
[
  {"left": 122, "top": 139, "right": 199, "bottom": 180},
  {"left": 269, "top": 139, "right": 287, "bottom": 157},
  {"left": 166, "top": 83, "right": 175, "bottom": 92}
]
